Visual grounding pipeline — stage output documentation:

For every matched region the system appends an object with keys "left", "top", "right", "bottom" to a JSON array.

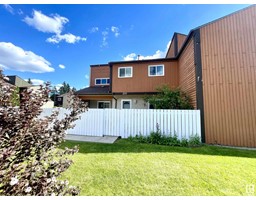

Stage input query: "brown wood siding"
[
  {"left": 166, "top": 41, "right": 175, "bottom": 58},
  {"left": 177, "top": 34, "right": 187, "bottom": 53},
  {"left": 90, "top": 66, "right": 110, "bottom": 86},
  {"left": 200, "top": 5, "right": 256, "bottom": 147},
  {"left": 112, "top": 61, "right": 179, "bottom": 93},
  {"left": 178, "top": 38, "right": 197, "bottom": 108}
]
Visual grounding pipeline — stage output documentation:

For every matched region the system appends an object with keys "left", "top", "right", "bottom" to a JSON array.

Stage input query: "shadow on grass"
[{"left": 60, "top": 139, "right": 256, "bottom": 159}]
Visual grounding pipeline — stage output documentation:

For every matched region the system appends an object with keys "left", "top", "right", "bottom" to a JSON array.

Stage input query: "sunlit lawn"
[{"left": 60, "top": 139, "right": 256, "bottom": 196}]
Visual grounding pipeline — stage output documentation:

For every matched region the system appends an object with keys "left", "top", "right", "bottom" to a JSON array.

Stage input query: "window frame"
[
  {"left": 95, "top": 78, "right": 110, "bottom": 85},
  {"left": 121, "top": 99, "right": 132, "bottom": 109},
  {"left": 148, "top": 64, "right": 165, "bottom": 77},
  {"left": 97, "top": 101, "right": 111, "bottom": 109},
  {"left": 118, "top": 67, "right": 133, "bottom": 78}
]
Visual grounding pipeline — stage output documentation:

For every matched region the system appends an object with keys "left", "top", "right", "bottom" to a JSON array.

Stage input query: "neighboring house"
[
  {"left": 76, "top": 5, "right": 256, "bottom": 148},
  {"left": 6, "top": 75, "right": 54, "bottom": 108},
  {"left": 6, "top": 75, "right": 32, "bottom": 90}
]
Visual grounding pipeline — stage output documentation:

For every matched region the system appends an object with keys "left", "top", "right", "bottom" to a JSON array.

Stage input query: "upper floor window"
[
  {"left": 95, "top": 78, "right": 110, "bottom": 85},
  {"left": 148, "top": 65, "right": 164, "bottom": 76},
  {"left": 118, "top": 67, "right": 133, "bottom": 78}
]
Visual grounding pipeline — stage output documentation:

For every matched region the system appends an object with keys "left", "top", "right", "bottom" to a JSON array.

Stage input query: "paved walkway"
[{"left": 65, "top": 134, "right": 119, "bottom": 144}]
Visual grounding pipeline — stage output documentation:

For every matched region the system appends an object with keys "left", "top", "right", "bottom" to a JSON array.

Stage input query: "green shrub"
[
  {"left": 188, "top": 134, "right": 201, "bottom": 147},
  {"left": 129, "top": 126, "right": 201, "bottom": 147}
]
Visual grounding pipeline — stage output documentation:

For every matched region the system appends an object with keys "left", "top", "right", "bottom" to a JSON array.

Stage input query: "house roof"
[
  {"left": 75, "top": 86, "right": 111, "bottom": 95},
  {"left": 6, "top": 75, "right": 31, "bottom": 88}
]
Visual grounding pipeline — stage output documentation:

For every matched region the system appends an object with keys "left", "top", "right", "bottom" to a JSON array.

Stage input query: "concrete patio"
[{"left": 65, "top": 134, "right": 119, "bottom": 144}]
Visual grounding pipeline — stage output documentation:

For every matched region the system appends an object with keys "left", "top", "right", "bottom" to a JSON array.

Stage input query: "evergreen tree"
[{"left": 27, "top": 78, "right": 33, "bottom": 84}]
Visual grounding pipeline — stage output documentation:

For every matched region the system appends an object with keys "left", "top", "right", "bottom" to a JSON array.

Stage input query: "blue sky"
[{"left": 0, "top": 4, "right": 250, "bottom": 90}]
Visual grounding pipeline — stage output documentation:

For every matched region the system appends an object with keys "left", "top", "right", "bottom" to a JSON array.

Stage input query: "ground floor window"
[
  {"left": 121, "top": 99, "right": 132, "bottom": 109},
  {"left": 97, "top": 101, "right": 110, "bottom": 109}
]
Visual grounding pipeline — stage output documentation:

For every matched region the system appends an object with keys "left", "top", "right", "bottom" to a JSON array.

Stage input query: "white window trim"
[
  {"left": 121, "top": 99, "right": 132, "bottom": 109},
  {"left": 95, "top": 77, "right": 110, "bottom": 85},
  {"left": 148, "top": 64, "right": 165, "bottom": 77},
  {"left": 97, "top": 101, "right": 111, "bottom": 108},
  {"left": 118, "top": 67, "right": 133, "bottom": 78}
]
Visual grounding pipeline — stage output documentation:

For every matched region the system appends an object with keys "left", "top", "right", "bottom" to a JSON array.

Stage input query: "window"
[
  {"left": 118, "top": 67, "right": 133, "bottom": 78},
  {"left": 95, "top": 78, "right": 110, "bottom": 85},
  {"left": 121, "top": 100, "right": 132, "bottom": 109},
  {"left": 148, "top": 65, "right": 164, "bottom": 76},
  {"left": 98, "top": 101, "right": 110, "bottom": 109}
]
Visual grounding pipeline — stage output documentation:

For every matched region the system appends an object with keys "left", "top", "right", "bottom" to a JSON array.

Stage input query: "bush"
[
  {"left": 144, "top": 85, "right": 193, "bottom": 109},
  {"left": 0, "top": 70, "right": 87, "bottom": 196},
  {"left": 128, "top": 124, "right": 201, "bottom": 147},
  {"left": 188, "top": 135, "right": 201, "bottom": 147}
]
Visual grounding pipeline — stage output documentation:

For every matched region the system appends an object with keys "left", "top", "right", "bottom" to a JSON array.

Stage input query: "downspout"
[{"left": 113, "top": 96, "right": 117, "bottom": 109}]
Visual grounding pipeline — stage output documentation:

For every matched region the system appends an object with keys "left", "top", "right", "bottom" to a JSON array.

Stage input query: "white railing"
[{"left": 41, "top": 108, "right": 201, "bottom": 139}]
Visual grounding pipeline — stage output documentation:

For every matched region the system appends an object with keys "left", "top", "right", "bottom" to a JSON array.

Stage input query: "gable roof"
[{"left": 75, "top": 86, "right": 111, "bottom": 95}]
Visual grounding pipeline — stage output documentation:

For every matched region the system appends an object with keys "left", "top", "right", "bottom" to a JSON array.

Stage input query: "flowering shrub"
[{"left": 0, "top": 70, "right": 87, "bottom": 196}]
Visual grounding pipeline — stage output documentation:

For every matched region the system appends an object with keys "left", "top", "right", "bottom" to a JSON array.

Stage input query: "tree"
[
  {"left": 27, "top": 78, "right": 33, "bottom": 84},
  {"left": 59, "top": 82, "right": 70, "bottom": 95},
  {"left": 0, "top": 70, "right": 87, "bottom": 196},
  {"left": 144, "top": 85, "right": 193, "bottom": 109}
]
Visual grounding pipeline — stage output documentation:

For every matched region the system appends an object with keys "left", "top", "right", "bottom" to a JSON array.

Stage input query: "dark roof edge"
[
  {"left": 113, "top": 92, "right": 158, "bottom": 95},
  {"left": 76, "top": 94, "right": 112, "bottom": 96},
  {"left": 109, "top": 57, "right": 176, "bottom": 65},
  {"left": 175, "top": 32, "right": 187, "bottom": 37},
  {"left": 90, "top": 64, "right": 109, "bottom": 67},
  {"left": 165, "top": 33, "right": 177, "bottom": 58},
  {"left": 175, "top": 29, "right": 195, "bottom": 58},
  {"left": 165, "top": 32, "right": 188, "bottom": 58}
]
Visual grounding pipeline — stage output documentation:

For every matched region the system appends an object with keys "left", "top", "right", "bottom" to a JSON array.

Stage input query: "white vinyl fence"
[{"left": 41, "top": 108, "right": 201, "bottom": 139}]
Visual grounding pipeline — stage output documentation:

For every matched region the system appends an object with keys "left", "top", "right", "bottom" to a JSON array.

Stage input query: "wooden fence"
[{"left": 41, "top": 108, "right": 201, "bottom": 139}]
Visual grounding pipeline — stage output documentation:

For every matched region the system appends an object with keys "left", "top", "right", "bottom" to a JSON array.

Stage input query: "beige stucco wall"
[{"left": 113, "top": 95, "right": 149, "bottom": 109}]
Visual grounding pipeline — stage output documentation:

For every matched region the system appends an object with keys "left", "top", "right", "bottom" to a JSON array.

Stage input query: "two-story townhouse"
[{"left": 76, "top": 5, "right": 256, "bottom": 148}]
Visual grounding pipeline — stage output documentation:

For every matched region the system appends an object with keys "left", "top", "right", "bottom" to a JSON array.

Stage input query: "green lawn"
[{"left": 60, "top": 139, "right": 256, "bottom": 196}]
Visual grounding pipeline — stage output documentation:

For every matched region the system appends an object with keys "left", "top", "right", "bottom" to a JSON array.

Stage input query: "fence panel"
[{"left": 40, "top": 108, "right": 201, "bottom": 139}]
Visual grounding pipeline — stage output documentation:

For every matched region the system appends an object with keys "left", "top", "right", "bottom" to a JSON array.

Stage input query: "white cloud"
[
  {"left": 123, "top": 39, "right": 172, "bottom": 61},
  {"left": 17, "top": 9, "right": 23, "bottom": 15},
  {"left": 24, "top": 10, "right": 68, "bottom": 34},
  {"left": 25, "top": 78, "right": 45, "bottom": 85},
  {"left": 55, "top": 83, "right": 63, "bottom": 90},
  {"left": 85, "top": 74, "right": 89, "bottom": 79},
  {"left": 101, "top": 31, "right": 109, "bottom": 47},
  {"left": 0, "top": 42, "right": 54, "bottom": 73},
  {"left": 123, "top": 53, "right": 137, "bottom": 61},
  {"left": 123, "top": 50, "right": 165, "bottom": 61},
  {"left": 3, "top": 4, "right": 14, "bottom": 14},
  {"left": 90, "top": 27, "right": 99, "bottom": 33},
  {"left": 24, "top": 10, "right": 86, "bottom": 45},
  {"left": 59, "top": 64, "right": 65, "bottom": 69},
  {"left": 111, "top": 26, "right": 120, "bottom": 37},
  {"left": 46, "top": 33, "right": 86, "bottom": 44}
]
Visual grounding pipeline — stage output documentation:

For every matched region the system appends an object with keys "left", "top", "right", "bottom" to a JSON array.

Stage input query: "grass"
[{"left": 60, "top": 139, "right": 256, "bottom": 196}]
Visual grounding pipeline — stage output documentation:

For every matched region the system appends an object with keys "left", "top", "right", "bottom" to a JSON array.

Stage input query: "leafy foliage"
[
  {"left": 59, "top": 82, "right": 76, "bottom": 95},
  {"left": 11, "top": 86, "right": 20, "bottom": 107},
  {"left": 0, "top": 70, "right": 87, "bottom": 196},
  {"left": 144, "top": 85, "right": 193, "bottom": 109},
  {"left": 128, "top": 124, "right": 201, "bottom": 147}
]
